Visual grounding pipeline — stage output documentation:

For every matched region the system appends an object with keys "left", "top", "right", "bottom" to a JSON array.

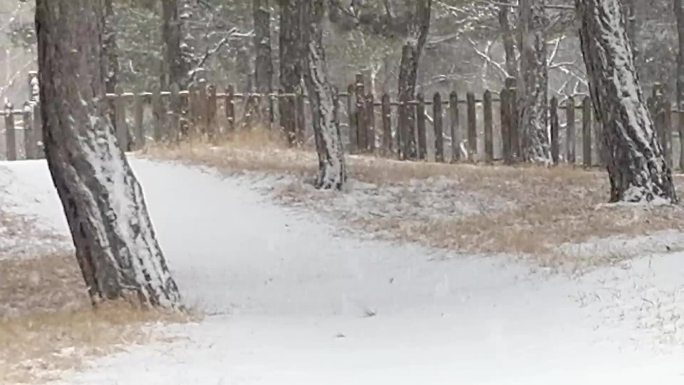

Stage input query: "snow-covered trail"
[{"left": 2, "top": 158, "right": 684, "bottom": 384}]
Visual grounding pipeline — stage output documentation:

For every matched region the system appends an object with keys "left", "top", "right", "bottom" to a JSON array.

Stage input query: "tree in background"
[
  {"left": 676, "top": 0, "right": 684, "bottom": 111},
  {"left": 36, "top": 0, "right": 182, "bottom": 307},
  {"left": 396, "top": 0, "right": 431, "bottom": 159},
  {"left": 253, "top": 0, "right": 274, "bottom": 124},
  {"left": 301, "top": 0, "right": 346, "bottom": 189},
  {"left": 577, "top": 0, "right": 677, "bottom": 203},
  {"left": 279, "top": 0, "right": 303, "bottom": 145},
  {"left": 518, "top": 0, "right": 551, "bottom": 164}
]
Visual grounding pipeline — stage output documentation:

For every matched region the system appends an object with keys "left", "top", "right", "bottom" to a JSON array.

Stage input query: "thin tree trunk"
[
  {"left": 518, "top": 0, "right": 551, "bottom": 164},
  {"left": 301, "top": 0, "right": 346, "bottom": 189},
  {"left": 676, "top": 0, "right": 684, "bottom": 110},
  {"left": 36, "top": 0, "right": 182, "bottom": 308},
  {"left": 278, "top": 0, "right": 303, "bottom": 145},
  {"left": 253, "top": 0, "right": 273, "bottom": 96},
  {"left": 161, "top": 0, "right": 194, "bottom": 89},
  {"left": 103, "top": 0, "right": 118, "bottom": 94},
  {"left": 397, "top": 0, "right": 431, "bottom": 159},
  {"left": 577, "top": 0, "right": 677, "bottom": 203},
  {"left": 498, "top": 0, "right": 518, "bottom": 80}
]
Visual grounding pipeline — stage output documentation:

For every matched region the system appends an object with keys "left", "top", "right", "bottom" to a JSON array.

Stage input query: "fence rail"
[{"left": 3, "top": 74, "right": 683, "bottom": 172}]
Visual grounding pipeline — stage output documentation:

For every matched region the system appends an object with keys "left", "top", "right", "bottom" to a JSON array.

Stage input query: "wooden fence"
[{"left": 3, "top": 75, "right": 683, "bottom": 171}]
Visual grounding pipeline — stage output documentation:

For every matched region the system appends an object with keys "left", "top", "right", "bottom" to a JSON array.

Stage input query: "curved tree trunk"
[
  {"left": 36, "top": 0, "right": 182, "bottom": 308},
  {"left": 577, "top": 0, "right": 677, "bottom": 203},
  {"left": 278, "top": 0, "right": 303, "bottom": 145},
  {"left": 301, "top": 0, "right": 346, "bottom": 190},
  {"left": 518, "top": 0, "right": 551, "bottom": 164},
  {"left": 397, "top": 0, "right": 431, "bottom": 160}
]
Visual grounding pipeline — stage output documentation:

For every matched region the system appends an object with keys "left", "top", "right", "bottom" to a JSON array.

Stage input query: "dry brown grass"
[
  {"left": 144, "top": 129, "right": 684, "bottom": 270},
  {"left": 0, "top": 254, "right": 190, "bottom": 384}
]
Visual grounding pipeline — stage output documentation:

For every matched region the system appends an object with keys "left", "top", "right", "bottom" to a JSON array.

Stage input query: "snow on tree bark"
[
  {"left": 397, "top": 0, "right": 431, "bottom": 159},
  {"left": 278, "top": 0, "right": 303, "bottom": 145},
  {"left": 161, "top": 0, "right": 197, "bottom": 89},
  {"left": 517, "top": 0, "right": 551, "bottom": 164},
  {"left": 36, "top": 0, "right": 183, "bottom": 308},
  {"left": 301, "top": 0, "right": 346, "bottom": 190},
  {"left": 577, "top": 0, "right": 677, "bottom": 203}
]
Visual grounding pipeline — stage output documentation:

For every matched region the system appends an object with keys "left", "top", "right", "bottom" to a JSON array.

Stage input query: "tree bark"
[
  {"left": 278, "top": 0, "right": 303, "bottom": 145},
  {"left": 676, "top": 0, "right": 684, "bottom": 110},
  {"left": 301, "top": 0, "right": 346, "bottom": 190},
  {"left": 36, "top": 0, "right": 183, "bottom": 308},
  {"left": 518, "top": 0, "right": 551, "bottom": 164},
  {"left": 577, "top": 0, "right": 677, "bottom": 203},
  {"left": 254, "top": 0, "right": 273, "bottom": 95},
  {"left": 161, "top": 0, "right": 194, "bottom": 89},
  {"left": 103, "top": 0, "right": 118, "bottom": 94},
  {"left": 498, "top": 0, "right": 518, "bottom": 80},
  {"left": 397, "top": 0, "right": 431, "bottom": 160}
]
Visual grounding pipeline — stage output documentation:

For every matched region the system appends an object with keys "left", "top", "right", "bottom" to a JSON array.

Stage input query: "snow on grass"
[{"left": 3, "top": 158, "right": 684, "bottom": 384}]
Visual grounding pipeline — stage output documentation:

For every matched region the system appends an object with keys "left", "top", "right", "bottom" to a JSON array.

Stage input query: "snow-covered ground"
[{"left": 2, "top": 158, "right": 684, "bottom": 384}]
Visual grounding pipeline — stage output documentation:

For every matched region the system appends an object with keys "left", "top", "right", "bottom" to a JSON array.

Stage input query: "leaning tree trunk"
[
  {"left": 301, "top": 0, "right": 346, "bottom": 190},
  {"left": 36, "top": 0, "right": 182, "bottom": 308},
  {"left": 577, "top": 0, "right": 677, "bottom": 203},
  {"left": 676, "top": 0, "right": 684, "bottom": 111},
  {"left": 518, "top": 0, "right": 551, "bottom": 164},
  {"left": 254, "top": 0, "right": 274, "bottom": 124},
  {"left": 498, "top": 0, "right": 518, "bottom": 80},
  {"left": 278, "top": 0, "right": 303, "bottom": 145},
  {"left": 397, "top": 0, "right": 431, "bottom": 160}
]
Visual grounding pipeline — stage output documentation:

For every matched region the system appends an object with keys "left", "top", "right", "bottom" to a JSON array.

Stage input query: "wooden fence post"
[
  {"left": 664, "top": 99, "right": 673, "bottom": 167},
  {"left": 505, "top": 78, "right": 519, "bottom": 162},
  {"left": 398, "top": 92, "right": 409, "bottom": 160},
  {"left": 32, "top": 103, "right": 43, "bottom": 158},
  {"left": 366, "top": 93, "right": 376, "bottom": 153},
  {"left": 114, "top": 86, "right": 128, "bottom": 151},
  {"left": 5, "top": 104, "right": 16, "bottom": 161},
  {"left": 566, "top": 96, "right": 576, "bottom": 165},
  {"left": 434, "top": 92, "right": 444, "bottom": 163},
  {"left": 449, "top": 91, "right": 460, "bottom": 163},
  {"left": 225, "top": 85, "right": 235, "bottom": 135},
  {"left": 679, "top": 106, "right": 684, "bottom": 171},
  {"left": 207, "top": 84, "right": 217, "bottom": 142},
  {"left": 152, "top": 88, "right": 163, "bottom": 142},
  {"left": 168, "top": 84, "right": 182, "bottom": 143},
  {"left": 381, "top": 93, "right": 392, "bottom": 156},
  {"left": 22, "top": 102, "right": 34, "bottom": 159},
  {"left": 467, "top": 92, "right": 477, "bottom": 161},
  {"left": 500, "top": 88, "right": 511, "bottom": 164},
  {"left": 347, "top": 84, "right": 357, "bottom": 153},
  {"left": 582, "top": 96, "right": 592, "bottom": 168},
  {"left": 133, "top": 92, "right": 145, "bottom": 149},
  {"left": 483, "top": 90, "right": 493, "bottom": 163},
  {"left": 550, "top": 97, "right": 560, "bottom": 164},
  {"left": 295, "top": 92, "right": 306, "bottom": 145},
  {"left": 416, "top": 93, "right": 427, "bottom": 160},
  {"left": 355, "top": 74, "right": 367, "bottom": 152},
  {"left": 198, "top": 79, "right": 208, "bottom": 137}
]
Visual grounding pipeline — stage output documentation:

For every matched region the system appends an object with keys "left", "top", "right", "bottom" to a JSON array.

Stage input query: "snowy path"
[{"left": 2, "top": 158, "right": 684, "bottom": 384}]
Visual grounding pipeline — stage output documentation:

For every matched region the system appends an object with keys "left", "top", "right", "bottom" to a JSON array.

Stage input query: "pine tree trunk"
[
  {"left": 103, "top": 0, "right": 118, "bottom": 95},
  {"left": 676, "top": 0, "right": 684, "bottom": 110},
  {"left": 518, "top": 0, "right": 551, "bottom": 164},
  {"left": 301, "top": 0, "right": 346, "bottom": 190},
  {"left": 253, "top": 0, "right": 273, "bottom": 95},
  {"left": 36, "top": 0, "right": 183, "bottom": 308},
  {"left": 161, "top": 0, "right": 194, "bottom": 89},
  {"left": 397, "top": 0, "right": 431, "bottom": 160},
  {"left": 498, "top": 0, "right": 518, "bottom": 80},
  {"left": 577, "top": 0, "right": 677, "bottom": 203},
  {"left": 278, "top": 0, "right": 302, "bottom": 145}
]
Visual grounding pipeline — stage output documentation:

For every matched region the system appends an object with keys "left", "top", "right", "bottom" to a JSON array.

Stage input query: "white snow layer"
[{"left": 1, "top": 158, "right": 684, "bottom": 384}]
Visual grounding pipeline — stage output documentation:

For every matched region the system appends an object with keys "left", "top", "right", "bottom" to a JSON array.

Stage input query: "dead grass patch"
[
  {"left": 144, "top": 132, "right": 684, "bottom": 270},
  {"left": 0, "top": 254, "right": 191, "bottom": 384}
]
